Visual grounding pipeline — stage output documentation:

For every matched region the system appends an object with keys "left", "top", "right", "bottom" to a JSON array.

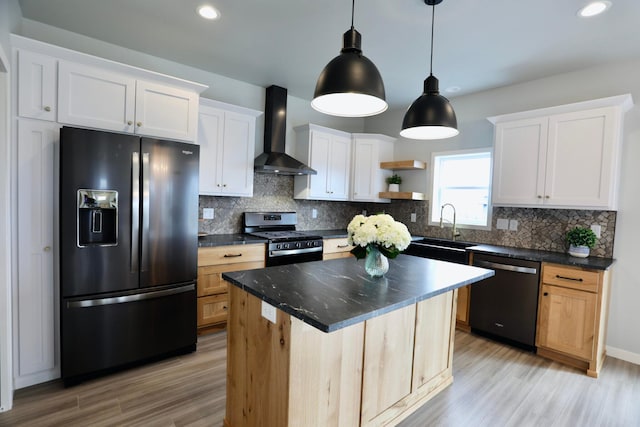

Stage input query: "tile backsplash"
[{"left": 200, "top": 174, "right": 616, "bottom": 258}]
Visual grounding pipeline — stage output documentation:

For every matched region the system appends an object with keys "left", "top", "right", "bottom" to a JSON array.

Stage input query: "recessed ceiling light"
[
  {"left": 197, "top": 5, "right": 220, "bottom": 20},
  {"left": 577, "top": 1, "right": 611, "bottom": 18}
]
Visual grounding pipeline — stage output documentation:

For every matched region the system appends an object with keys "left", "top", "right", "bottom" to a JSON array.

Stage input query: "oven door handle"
[
  {"left": 270, "top": 247, "right": 323, "bottom": 257},
  {"left": 474, "top": 259, "right": 538, "bottom": 275}
]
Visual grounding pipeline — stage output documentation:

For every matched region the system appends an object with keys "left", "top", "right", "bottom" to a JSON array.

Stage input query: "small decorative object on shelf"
[
  {"left": 386, "top": 174, "right": 402, "bottom": 192},
  {"left": 566, "top": 226, "right": 597, "bottom": 258},
  {"left": 347, "top": 214, "right": 411, "bottom": 277}
]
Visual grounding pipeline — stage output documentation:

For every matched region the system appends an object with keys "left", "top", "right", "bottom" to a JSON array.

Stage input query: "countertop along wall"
[{"left": 365, "top": 58, "right": 640, "bottom": 361}]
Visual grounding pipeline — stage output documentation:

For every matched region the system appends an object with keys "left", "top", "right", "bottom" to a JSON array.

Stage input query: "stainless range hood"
[{"left": 254, "top": 85, "right": 317, "bottom": 175}]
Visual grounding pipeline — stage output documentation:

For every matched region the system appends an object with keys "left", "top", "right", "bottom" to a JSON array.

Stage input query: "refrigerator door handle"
[
  {"left": 131, "top": 152, "right": 140, "bottom": 273},
  {"left": 66, "top": 283, "right": 195, "bottom": 308},
  {"left": 141, "top": 152, "right": 150, "bottom": 272}
]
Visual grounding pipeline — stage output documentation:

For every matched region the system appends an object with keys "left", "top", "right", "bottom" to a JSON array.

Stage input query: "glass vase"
[{"left": 365, "top": 245, "right": 389, "bottom": 277}]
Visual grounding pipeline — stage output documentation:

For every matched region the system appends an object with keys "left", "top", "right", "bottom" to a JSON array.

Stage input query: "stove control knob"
[
  {"left": 276, "top": 244, "right": 281, "bottom": 250},
  {"left": 295, "top": 242, "right": 301, "bottom": 249},
  {"left": 314, "top": 241, "right": 320, "bottom": 247},
  {"left": 283, "top": 243, "right": 289, "bottom": 249}
]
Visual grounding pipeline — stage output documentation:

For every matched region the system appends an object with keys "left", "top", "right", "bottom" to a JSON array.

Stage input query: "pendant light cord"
[
  {"left": 351, "top": 0, "right": 355, "bottom": 29},
  {"left": 429, "top": 3, "right": 435, "bottom": 76}
]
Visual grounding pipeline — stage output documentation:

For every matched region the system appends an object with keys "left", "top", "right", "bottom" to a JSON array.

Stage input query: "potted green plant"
[
  {"left": 386, "top": 174, "right": 402, "bottom": 192},
  {"left": 566, "top": 226, "right": 597, "bottom": 258}
]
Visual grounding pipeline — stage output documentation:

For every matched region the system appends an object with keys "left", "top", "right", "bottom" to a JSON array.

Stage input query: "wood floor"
[{"left": 1, "top": 330, "right": 639, "bottom": 426}]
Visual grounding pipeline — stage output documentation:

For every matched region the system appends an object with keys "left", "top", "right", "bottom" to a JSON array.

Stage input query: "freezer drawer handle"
[
  {"left": 555, "top": 274, "right": 583, "bottom": 282},
  {"left": 474, "top": 259, "right": 538, "bottom": 275},
  {"left": 66, "top": 284, "right": 195, "bottom": 308}
]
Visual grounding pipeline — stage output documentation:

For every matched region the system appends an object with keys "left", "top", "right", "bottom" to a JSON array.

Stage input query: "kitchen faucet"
[{"left": 439, "top": 203, "right": 460, "bottom": 241}]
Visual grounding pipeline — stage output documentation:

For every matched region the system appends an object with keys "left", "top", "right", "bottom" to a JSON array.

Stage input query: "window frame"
[{"left": 428, "top": 148, "right": 493, "bottom": 231}]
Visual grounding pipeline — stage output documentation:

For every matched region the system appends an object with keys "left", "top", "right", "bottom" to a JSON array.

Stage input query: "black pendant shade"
[
  {"left": 401, "top": 0, "right": 459, "bottom": 140},
  {"left": 400, "top": 75, "right": 458, "bottom": 140},
  {"left": 311, "top": 2, "right": 387, "bottom": 117}
]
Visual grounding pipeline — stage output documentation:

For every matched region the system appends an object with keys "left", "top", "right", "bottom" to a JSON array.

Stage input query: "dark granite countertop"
[
  {"left": 467, "top": 244, "right": 615, "bottom": 270},
  {"left": 223, "top": 255, "right": 494, "bottom": 333},
  {"left": 198, "top": 233, "right": 267, "bottom": 247}
]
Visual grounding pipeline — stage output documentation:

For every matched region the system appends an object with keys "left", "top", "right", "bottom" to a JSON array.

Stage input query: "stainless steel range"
[{"left": 243, "top": 212, "right": 323, "bottom": 267}]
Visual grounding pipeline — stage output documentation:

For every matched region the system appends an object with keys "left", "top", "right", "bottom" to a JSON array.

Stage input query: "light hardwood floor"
[{"left": 1, "top": 330, "right": 639, "bottom": 426}]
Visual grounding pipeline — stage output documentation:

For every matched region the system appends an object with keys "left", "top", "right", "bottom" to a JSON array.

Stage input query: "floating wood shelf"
[
  {"left": 380, "top": 160, "right": 426, "bottom": 170},
  {"left": 379, "top": 191, "right": 426, "bottom": 201}
]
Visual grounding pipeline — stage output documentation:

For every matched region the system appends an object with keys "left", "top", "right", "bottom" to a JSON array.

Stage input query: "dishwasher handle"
[{"left": 474, "top": 259, "right": 538, "bottom": 275}]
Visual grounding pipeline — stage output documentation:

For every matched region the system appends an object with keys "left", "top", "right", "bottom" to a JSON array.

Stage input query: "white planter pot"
[
  {"left": 568, "top": 244, "right": 590, "bottom": 258},
  {"left": 388, "top": 183, "right": 400, "bottom": 192}
]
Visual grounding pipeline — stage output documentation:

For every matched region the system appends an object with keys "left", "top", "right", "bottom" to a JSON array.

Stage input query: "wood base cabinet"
[
  {"left": 225, "top": 287, "right": 457, "bottom": 427},
  {"left": 322, "top": 237, "right": 354, "bottom": 260},
  {"left": 536, "top": 263, "right": 611, "bottom": 377},
  {"left": 197, "top": 244, "right": 264, "bottom": 333}
]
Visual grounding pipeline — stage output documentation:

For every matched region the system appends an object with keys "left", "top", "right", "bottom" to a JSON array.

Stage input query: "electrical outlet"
[
  {"left": 496, "top": 218, "right": 509, "bottom": 230},
  {"left": 591, "top": 224, "right": 602, "bottom": 238},
  {"left": 202, "top": 208, "right": 214, "bottom": 219},
  {"left": 509, "top": 219, "right": 519, "bottom": 231},
  {"left": 312, "top": 208, "right": 318, "bottom": 219},
  {"left": 410, "top": 213, "right": 417, "bottom": 223},
  {"left": 261, "top": 301, "right": 277, "bottom": 324},
  {"left": 362, "top": 209, "right": 367, "bottom": 216}
]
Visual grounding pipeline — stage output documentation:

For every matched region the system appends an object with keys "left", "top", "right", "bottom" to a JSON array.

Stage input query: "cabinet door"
[
  {"left": 327, "top": 135, "right": 351, "bottom": 200},
  {"left": 307, "top": 131, "right": 331, "bottom": 199},
  {"left": 537, "top": 284, "right": 597, "bottom": 360},
  {"left": 545, "top": 107, "right": 618, "bottom": 208},
  {"left": 492, "top": 117, "right": 548, "bottom": 206},
  {"left": 17, "top": 50, "right": 57, "bottom": 121},
  {"left": 58, "top": 61, "right": 136, "bottom": 133},
  {"left": 15, "top": 120, "right": 61, "bottom": 388},
  {"left": 198, "top": 105, "right": 224, "bottom": 195},
  {"left": 351, "top": 137, "right": 378, "bottom": 202},
  {"left": 135, "top": 80, "right": 198, "bottom": 142},
  {"left": 219, "top": 111, "right": 255, "bottom": 196}
]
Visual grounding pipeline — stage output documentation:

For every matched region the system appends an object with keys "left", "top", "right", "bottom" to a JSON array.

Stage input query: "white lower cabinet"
[
  {"left": 351, "top": 134, "right": 395, "bottom": 202},
  {"left": 197, "top": 99, "right": 261, "bottom": 197},
  {"left": 294, "top": 124, "right": 352, "bottom": 201},
  {"left": 15, "top": 119, "right": 61, "bottom": 388}
]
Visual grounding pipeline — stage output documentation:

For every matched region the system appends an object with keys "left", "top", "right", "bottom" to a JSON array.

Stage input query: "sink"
[{"left": 405, "top": 237, "right": 474, "bottom": 264}]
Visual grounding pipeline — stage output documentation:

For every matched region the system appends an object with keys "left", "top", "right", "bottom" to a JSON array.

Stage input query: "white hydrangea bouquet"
[{"left": 347, "top": 213, "right": 411, "bottom": 259}]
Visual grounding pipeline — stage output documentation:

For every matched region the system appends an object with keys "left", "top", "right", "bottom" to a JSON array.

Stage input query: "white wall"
[{"left": 369, "top": 60, "right": 640, "bottom": 358}]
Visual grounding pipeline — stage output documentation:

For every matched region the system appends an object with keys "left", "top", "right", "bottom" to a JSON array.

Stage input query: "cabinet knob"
[
  {"left": 217, "top": 184, "right": 221, "bottom": 187},
  {"left": 43, "top": 246, "right": 51, "bottom": 252},
  {"left": 127, "top": 120, "right": 133, "bottom": 126},
  {"left": 543, "top": 292, "right": 548, "bottom": 296},
  {"left": 43, "top": 106, "right": 51, "bottom": 112},
  {"left": 537, "top": 195, "right": 542, "bottom": 199},
  {"left": 223, "top": 184, "right": 227, "bottom": 187},
  {"left": 545, "top": 195, "right": 550, "bottom": 199},
  {"left": 137, "top": 122, "right": 142, "bottom": 127}
]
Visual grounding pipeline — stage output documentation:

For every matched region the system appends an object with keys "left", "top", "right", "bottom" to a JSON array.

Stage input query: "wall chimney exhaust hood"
[{"left": 254, "top": 85, "right": 317, "bottom": 175}]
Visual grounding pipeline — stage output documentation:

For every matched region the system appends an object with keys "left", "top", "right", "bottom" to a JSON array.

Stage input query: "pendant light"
[
  {"left": 311, "top": 0, "right": 388, "bottom": 117},
  {"left": 401, "top": 0, "right": 458, "bottom": 140}
]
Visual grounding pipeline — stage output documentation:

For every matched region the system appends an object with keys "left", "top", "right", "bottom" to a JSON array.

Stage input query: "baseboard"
[{"left": 606, "top": 346, "right": 640, "bottom": 365}]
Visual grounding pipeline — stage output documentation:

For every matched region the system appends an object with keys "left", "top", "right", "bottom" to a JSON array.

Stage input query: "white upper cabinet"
[
  {"left": 17, "top": 50, "right": 57, "bottom": 121},
  {"left": 57, "top": 61, "right": 199, "bottom": 141},
  {"left": 294, "top": 124, "right": 352, "bottom": 201},
  {"left": 351, "top": 134, "right": 395, "bottom": 203},
  {"left": 197, "top": 99, "right": 261, "bottom": 197},
  {"left": 490, "top": 95, "right": 633, "bottom": 210}
]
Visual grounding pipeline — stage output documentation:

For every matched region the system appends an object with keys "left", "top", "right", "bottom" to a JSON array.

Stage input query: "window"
[{"left": 429, "top": 149, "right": 492, "bottom": 229}]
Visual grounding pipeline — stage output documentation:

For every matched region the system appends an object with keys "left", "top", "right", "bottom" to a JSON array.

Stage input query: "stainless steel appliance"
[
  {"left": 59, "top": 126, "right": 199, "bottom": 386},
  {"left": 469, "top": 253, "right": 541, "bottom": 351},
  {"left": 243, "top": 212, "right": 323, "bottom": 266}
]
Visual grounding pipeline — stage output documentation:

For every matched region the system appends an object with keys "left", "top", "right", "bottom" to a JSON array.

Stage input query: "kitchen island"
[{"left": 222, "top": 255, "right": 493, "bottom": 427}]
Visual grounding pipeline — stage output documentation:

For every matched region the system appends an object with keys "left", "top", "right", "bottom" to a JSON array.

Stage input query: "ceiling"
[{"left": 17, "top": 0, "right": 640, "bottom": 109}]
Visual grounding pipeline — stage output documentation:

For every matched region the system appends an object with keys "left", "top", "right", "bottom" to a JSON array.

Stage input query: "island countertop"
[{"left": 222, "top": 254, "right": 493, "bottom": 333}]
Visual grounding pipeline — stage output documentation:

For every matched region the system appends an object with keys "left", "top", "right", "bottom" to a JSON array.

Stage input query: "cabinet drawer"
[
  {"left": 323, "top": 237, "right": 353, "bottom": 254},
  {"left": 542, "top": 264, "right": 600, "bottom": 293},
  {"left": 197, "top": 293, "right": 228, "bottom": 327},
  {"left": 198, "top": 244, "right": 264, "bottom": 266}
]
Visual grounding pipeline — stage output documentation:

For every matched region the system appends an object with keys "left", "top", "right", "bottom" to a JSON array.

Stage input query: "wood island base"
[{"left": 224, "top": 285, "right": 459, "bottom": 427}]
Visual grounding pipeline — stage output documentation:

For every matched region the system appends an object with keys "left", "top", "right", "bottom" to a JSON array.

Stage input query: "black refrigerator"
[{"left": 59, "top": 126, "right": 199, "bottom": 386}]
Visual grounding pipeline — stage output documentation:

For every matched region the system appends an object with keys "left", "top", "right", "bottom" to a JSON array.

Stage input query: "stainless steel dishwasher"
[{"left": 469, "top": 253, "right": 540, "bottom": 351}]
